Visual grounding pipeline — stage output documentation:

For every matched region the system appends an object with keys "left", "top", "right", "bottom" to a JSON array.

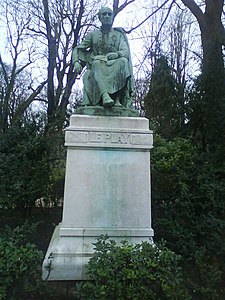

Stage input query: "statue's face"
[{"left": 99, "top": 9, "right": 113, "bottom": 26}]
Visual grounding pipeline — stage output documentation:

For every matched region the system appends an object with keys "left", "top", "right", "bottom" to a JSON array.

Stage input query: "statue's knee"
[
  {"left": 118, "top": 57, "right": 128, "bottom": 65},
  {"left": 83, "top": 70, "right": 89, "bottom": 82},
  {"left": 92, "top": 60, "right": 101, "bottom": 68}
]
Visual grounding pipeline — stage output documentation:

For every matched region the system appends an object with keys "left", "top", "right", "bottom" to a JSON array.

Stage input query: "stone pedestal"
[{"left": 42, "top": 115, "right": 154, "bottom": 281}]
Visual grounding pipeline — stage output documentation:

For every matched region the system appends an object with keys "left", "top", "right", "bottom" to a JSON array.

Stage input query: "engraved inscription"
[
  {"left": 67, "top": 130, "right": 152, "bottom": 147},
  {"left": 89, "top": 132, "right": 130, "bottom": 144}
]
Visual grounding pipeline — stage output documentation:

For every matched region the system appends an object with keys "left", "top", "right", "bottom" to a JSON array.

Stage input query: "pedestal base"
[
  {"left": 42, "top": 115, "right": 154, "bottom": 280},
  {"left": 42, "top": 225, "right": 153, "bottom": 281}
]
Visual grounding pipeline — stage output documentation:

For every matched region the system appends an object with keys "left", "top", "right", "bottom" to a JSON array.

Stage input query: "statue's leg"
[
  {"left": 121, "top": 81, "right": 133, "bottom": 108},
  {"left": 102, "top": 92, "right": 114, "bottom": 108},
  {"left": 82, "top": 71, "right": 92, "bottom": 106},
  {"left": 82, "top": 90, "right": 91, "bottom": 106},
  {"left": 114, "top": 94, "right": 122, "bottom": 107},
  {"left": 92, "top": 61, "right": 114, "bottom": 107}
]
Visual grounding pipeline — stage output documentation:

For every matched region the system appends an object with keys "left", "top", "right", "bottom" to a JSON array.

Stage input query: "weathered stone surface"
[{"left": 42, "top": 115, "right": 154, "bottom": 281}]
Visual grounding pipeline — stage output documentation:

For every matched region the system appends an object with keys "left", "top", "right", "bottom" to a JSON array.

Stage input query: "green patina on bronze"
[
  {"left": 76, "top": 106, "right": 139, "bottom": 117},
  {"left": 72, "top": 7, "right": 138, "bottom": 117}
]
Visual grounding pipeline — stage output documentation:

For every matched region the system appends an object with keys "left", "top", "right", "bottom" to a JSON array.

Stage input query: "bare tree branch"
[
  {"left": 16, "top": 62, "right": 33, "bottom": 75},
  {"left": 126, "top": 0, "right": 171, "bottom": 34},
  {"left": 155, "top": 0, "right": 176, "bottom": 45},
  {"left": 180, "top": 0, "right": 204, "bottom": 26},
  {"left": 12, "top": 80, "right": 47, "bottom": 122},
  {"left": 113, "top": 0, "right": 136, "bottom": 19},
  {"left": 27, "top": 26, "right": 47, "bottom": 38}
]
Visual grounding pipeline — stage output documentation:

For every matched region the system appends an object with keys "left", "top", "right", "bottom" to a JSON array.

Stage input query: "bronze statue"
[{"left": 72, "top": 7, "right": 135, "bottom": 109}]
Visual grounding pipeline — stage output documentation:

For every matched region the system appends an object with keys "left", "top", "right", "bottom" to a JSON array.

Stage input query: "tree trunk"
[
  {"left": 181, "top": 0, "right": 225, "bottom": 155},
  {"left": 181, "top": 0, "right": 225, "bottom": 80},
  {"left": 43, "top": 0, "right": 56, "bottom": 122}
]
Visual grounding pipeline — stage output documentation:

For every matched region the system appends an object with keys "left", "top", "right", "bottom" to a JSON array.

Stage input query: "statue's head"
[{"left": 98, "top": 7, "right": 113, "bottom": 26}]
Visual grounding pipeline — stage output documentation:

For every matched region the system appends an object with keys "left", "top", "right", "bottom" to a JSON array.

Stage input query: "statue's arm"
[
  {"left": 72, "top": 32, "right": 92, "bottom": 72},
  {"left": 106, "top": 32, "right": 129, "bottom": 61},
  {"left": 117, "top": 34, "right": 129, "bottom": 59},
  {"left": 72, "top": 48, "right": 80, "bottom": 65}
]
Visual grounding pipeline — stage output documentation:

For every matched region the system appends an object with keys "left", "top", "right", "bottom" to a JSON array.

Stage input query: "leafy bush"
[
  {"left": 0, "top": 223, "right": 41, "bottom": 299},
  {"left": 0, "top": 121, "right": 51, "bottom": 215},
  {"left": 0, "top": 221, "right": 61, "bottom": 300},
  {"left": 77, "top": 235, "right": 189, "bottom": 300},
  {"left": 151, "top": 135, "right": 225, "bottom": 299}
]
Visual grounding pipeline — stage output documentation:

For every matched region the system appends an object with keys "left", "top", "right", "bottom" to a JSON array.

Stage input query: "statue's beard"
[{"left": 101, "top": 24, "right": 112, "bottom": 32}]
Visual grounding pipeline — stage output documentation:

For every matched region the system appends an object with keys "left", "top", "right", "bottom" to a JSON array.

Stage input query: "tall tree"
[
  {"left": 27, "top": 0, "right": 93, "bottom": 129},
  {"left": 180, "top": 0, "right": 225, "bottom": 156},
  {"left": 142, "top": 5, "right": 196, "bottom": 135},
  {"left": 145, "top": 55, "right": 185, "bottom": 138},
  {"left": 140, "top": 0, "right": 225, "bottom": 155},
  {"left": 180, "top": 0, "right": 225, "bottom": 78},
  {"left": 0, "top": 0, "right": 47, "bottom": 132}
]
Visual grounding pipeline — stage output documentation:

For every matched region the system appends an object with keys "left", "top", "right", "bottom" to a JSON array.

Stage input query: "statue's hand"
[
  {"left": 74, "top": 62, "right": 83, "bottom": 74},
  {"left": 106, "top": 52, "right": 119, "bottom": 60}
]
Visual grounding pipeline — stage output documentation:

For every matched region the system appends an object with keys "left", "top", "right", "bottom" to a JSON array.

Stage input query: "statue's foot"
[
  {"left": 102, "top": 93, "right": 114, "bottom": 108},
  {"left": 124, "top": 98, "right": 133, "bottom": 109},
  {"left": 114, "top": 98, "right": 123, "bottom": 107}
]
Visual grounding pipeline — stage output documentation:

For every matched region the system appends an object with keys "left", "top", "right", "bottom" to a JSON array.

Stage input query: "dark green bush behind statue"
[{"left": 151, "top": 135, "right": 225, "bottom": 299}]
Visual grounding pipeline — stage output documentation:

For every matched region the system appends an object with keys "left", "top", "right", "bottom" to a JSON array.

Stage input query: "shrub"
[
  {"left": 77, "top": 235, "right": 189, "bottom": 300},
  {"left": 0, "top": 221, "right": 62, "bottom": 300},
  {"left": 151, "top": 135, "right": 225, "bottom": 298},
  {"left": 0, "top": 223, "right": 42, "bottom": 299},
  {"left": 0, "top": 121, "right": 52, "bottom": 216}
]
